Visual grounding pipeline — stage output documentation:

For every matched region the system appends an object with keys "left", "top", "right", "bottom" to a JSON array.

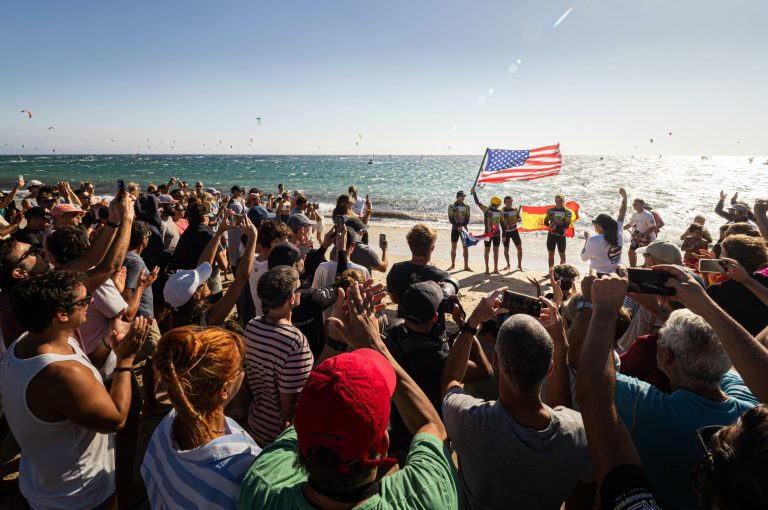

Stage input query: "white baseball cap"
[{"left": 163, "top": 262, "right": 213, "bottom": 309}]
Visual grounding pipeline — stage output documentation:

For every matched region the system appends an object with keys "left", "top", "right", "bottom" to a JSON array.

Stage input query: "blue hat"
[{"left": 248, "top": 205, "right": 276, "bottom": 224}]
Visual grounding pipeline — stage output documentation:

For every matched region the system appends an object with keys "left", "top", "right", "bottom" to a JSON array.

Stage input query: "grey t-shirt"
[
  {"left": 160, "top": 216, "right": 179, "bottom": 252},
  {"left": 442, "top": 387, "right": 591, "bottom": 510},
  {"left": 123, "top": 251, "right": 154, "bottom": 318},
  {"left": 330, "top": 243, "right": 382, "bottom": 272}
]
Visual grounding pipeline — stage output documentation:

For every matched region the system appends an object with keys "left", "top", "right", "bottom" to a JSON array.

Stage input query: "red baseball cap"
[
  {"left": 50, "top": 203, "right": 85, "bottom": 216},
  {"left": 294, "top": 348, "right": 397, "bottom": 472}
]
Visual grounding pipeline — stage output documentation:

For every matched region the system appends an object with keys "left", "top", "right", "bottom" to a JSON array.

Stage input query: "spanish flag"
[{"left": 519, "top": 201, "right": 580, "bottom": 238}]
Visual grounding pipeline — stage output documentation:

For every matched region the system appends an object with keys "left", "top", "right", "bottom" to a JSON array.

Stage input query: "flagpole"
[{"left": 470, "top": 148, "right": 489, "bottom": 191}]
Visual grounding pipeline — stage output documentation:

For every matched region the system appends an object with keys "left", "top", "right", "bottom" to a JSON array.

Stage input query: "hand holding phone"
[
  {"left": 698, "top": 259, "right": 729, "bottom": 274},
  {"left": 499, "top": 290, "right": 543, "bottom": 320},
  {"left": 117, "top": 179, "right": 125, "bottom": 198},
  {"left": 627, "top": 268, "right": 676, "bottom": 295},
  {"left": 379, "top": 233, "right": 387, "bottom": 251}
]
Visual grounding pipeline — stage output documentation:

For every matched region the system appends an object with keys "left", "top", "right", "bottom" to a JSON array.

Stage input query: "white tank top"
[{"left": 0, "top": 334, "right": 115, "bottom": 510}]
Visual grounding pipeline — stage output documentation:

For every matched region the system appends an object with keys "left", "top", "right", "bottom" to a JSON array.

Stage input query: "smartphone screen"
[
  {"left": 627, "top": 268, "right": 676, "bottom": 295},
  {"left": 335, "top": 215, "right": 345, "bottom": 233},
  {"left": 499, "top": 290, "right": 542, "bottom": 321},
  {"left": 379, "top": 233, "right": 386, "bottom": 244},
  {"left": 117, "top": 179, "right": 125, "bottom": 197},
  {"left": 698, "top": 259, "right": 729, "bottom": 274}
]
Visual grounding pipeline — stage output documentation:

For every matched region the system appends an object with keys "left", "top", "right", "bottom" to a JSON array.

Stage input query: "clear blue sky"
[{"left": 2, "top": 0, "right": 766, "bottom": 155}]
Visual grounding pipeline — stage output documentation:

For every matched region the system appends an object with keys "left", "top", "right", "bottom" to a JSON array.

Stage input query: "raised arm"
[
  {"left": 206, "top": 217, "right": 258, "bottom": 327},
  {"left": 617, "top": 188, "right": 628, "bottom": 223},
  {"left": 441, "top": 289, "right": 504, "bottom": 396},
  {"left": 471, "top": 188, "right": 484, "bottom": 209},
  {"left": 754, "top": 201, "right": 768, "bottom": 240},
  {"left": 58, "top": 199, "right": 123, "bottom": 272},
  {"left": 655, "top": 263, "right": 768, "bottom": 402},
  {"left": 0, "top": 176, "right": 24, "bottom": 209},
  {"left": 538, "top": 297, "right": 571, "bottom": 409},
  {"left": 329, "top": 283, "right": 447, "bottom": 441},
  {"left": 575, "top": 268, "right": 643, "bottom": 482},
  {"left": 714, "top": 191, "right": 731, "bottom": 220},
  {"left": 197, "top": 213, "right": 229, "bottom": 268}
]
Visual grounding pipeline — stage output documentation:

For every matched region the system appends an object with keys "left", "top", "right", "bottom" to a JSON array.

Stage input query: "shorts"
[
  {"left": 503, "top": 230, "right": 522, "bottom": 248},
  {"left": 484, "top": 235, "right": 501, "bottom": 248},
  {"left": 546, "top": 233, "right": 566, "bottom": 253},
  {"left": 629, "top": 237, "right": 652, "bottom": 251},
  {"left": 451, "top": 228, "right": 461, "bottom": 244},
  {"left": 135, "top": 318, "right": 161, "bottom": 363}
]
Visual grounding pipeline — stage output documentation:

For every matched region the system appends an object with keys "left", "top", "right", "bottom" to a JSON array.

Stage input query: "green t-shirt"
[{"left": 238, "top": 427, "right": 458, "bottom": 510}]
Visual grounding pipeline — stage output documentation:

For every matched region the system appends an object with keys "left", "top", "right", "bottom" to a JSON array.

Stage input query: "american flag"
[{"left": 477, "top": 144, "right": 562, "bottom": 183}]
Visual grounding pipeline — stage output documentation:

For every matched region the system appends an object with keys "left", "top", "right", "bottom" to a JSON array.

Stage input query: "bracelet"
[
  {"left": 325, "top": 338, "right": 350, "bottom": 352},
  {"left": 460, "top": 323, "right": 478, "bottom": 336},
  {"left": 576, "top": 300, "right": 593, "bottom": 311},
  {"left": 113, "top": 367, "right": 132, "bottom": 373},
  {"left": 106, "top": 220, "right": 120, "bottom": 229}
]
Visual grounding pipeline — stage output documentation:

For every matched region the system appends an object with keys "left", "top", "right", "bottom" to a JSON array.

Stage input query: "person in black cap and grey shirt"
[
  {"left": 12, "top": 207, "right": 52, "bottom": 248},
  {"left": 448, "top": 190, "right": 471, "bottom": 271},
  {"left": 385, "top": 281, "right": 492, "bottom": 458},
  {"left": 329, "top": 217, "right": 389, "bottom": 274}
]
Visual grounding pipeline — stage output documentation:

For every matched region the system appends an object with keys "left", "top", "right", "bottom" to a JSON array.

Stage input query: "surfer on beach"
[
  {"left": 501, "top": 195, "right": 523, "bottom": 271},
  {"left": 543, "top": 193, "right": 572, "bottom": 269},
  {"left": 471, "top": 188, "right": 502, "bottom": 274},
  {"left": 447, "top": 190, "right": 471, "bottom": 271}
]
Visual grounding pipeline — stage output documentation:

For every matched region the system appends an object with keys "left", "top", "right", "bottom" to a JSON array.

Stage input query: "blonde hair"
[
  {"left": 406, "top": 224, "right": 437, "bottom": 257},
  {"left": 154, "top": 326, "right": 244, "bottom": 445}
]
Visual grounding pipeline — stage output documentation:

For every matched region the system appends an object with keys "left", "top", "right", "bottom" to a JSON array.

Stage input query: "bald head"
[{"left": 496, "top": 315, "right": 553, "bottom": 394}]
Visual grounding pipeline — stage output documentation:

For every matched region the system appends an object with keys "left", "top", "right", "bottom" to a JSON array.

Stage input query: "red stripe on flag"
[
  {"left": 479, "top": 169, "right": 561, "bottom": 183},
  {"left": 528, "top": 144, "right": 560, "bottom": 153}
]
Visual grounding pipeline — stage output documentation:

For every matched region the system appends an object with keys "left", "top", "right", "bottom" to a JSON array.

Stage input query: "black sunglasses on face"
[
  {"left": 15, "top": 244, "right": 41, "bottom": 268},
  {"left": 67, "top": 293, "right": 93, "bottom": 309}
]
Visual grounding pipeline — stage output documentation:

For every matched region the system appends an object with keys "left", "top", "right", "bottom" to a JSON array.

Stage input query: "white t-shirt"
[
  {"left": 581, "top": 221, "right": 624, "bottom": 273},
  {"left": 248, "top": 258, "right": 269, "bottom": 317},
  {"left": 79, "top": 279, "right": 127, "bottom": 379},
  {"left": 351, "top": 197, "right": 367, "bottom": 216},
  {"left": 629, "top": 210, "right": 657, "bottom": 239},
  {"left": 312, "top": 260, "right": 371, "bottom": 320}
]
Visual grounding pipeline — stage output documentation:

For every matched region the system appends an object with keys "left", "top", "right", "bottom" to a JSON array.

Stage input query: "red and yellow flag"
[{"left": 519, "top": 201, "right": 580, "bottom": 238}]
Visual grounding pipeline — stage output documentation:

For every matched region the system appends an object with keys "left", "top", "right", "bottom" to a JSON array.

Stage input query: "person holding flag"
[
  {"left": 501, "top": 196, "right": 523, "bottom": 271},
  {"left": 543, "top": 193, "right": 573, "bottom": 268},
  {"left": 471, "top": 188, "right": 502, "bottom": 274},
  {"left": 447, "top": 191, "right": 472, "bottom": 272}
]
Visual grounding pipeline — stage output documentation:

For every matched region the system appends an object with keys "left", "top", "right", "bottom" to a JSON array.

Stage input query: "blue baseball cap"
[{"left": 248, "top": 205, "right": 276, "bottom": 224}]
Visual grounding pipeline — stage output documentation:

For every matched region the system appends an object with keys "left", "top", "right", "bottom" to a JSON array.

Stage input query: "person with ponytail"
[
  {"left": 141, "top": 326, "right": 260, "bottom": 509},
  {"left": 581, "top": 188, "right": 628, "bottom": 273}
]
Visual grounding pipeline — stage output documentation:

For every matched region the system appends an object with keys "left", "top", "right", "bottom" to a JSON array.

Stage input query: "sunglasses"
[
  {"left": 67, "top": 293, "right": 93, "bottom": 309},
  {"left": 695, "top": 425, "right": 724, "bottom": 454},
  {"left": 15, "top": 244, "right": 42, "bottom": 268}
]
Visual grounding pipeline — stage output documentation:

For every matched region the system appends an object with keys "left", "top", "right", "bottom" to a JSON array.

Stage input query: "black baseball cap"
[
  {"left": 268, "top": 242, "right": 302, "bottom": 269},
  {"left": 400, "top": 281, "right": 442, "bottom": 324},
  {"left": 25, "top": 206, "right": 52, "bottom": 220},
  {"left": 456, "top": 191, "right": 466, "bottom": 197}
]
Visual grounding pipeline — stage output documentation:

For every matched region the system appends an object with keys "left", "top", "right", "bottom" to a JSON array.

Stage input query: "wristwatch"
[
  {"left": 460, "top": 323, "right": 478, "bottom": 336},
  {"left": 325, "top": 338, "right": 349, "bottom": 353},
  {"left": 576, "top": 300, "right": 593, "bottom": 311}
]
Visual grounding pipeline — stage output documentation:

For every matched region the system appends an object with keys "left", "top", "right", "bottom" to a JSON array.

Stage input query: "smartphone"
[
  {"left": 499, "top": 290, "right": 542, "bottom": 321},
  {"left": 117, "top": 179, "right": 125, "bottom": 197},
  {"left": 233, "top": 214, "right": 244, "bottom": 227},
  {"left": 334, "top": 215, "right": 345, "bottom": 233},
  {"left": 379, "top": 233, "right": 386, "bottom": 244},
  {"left": 698, "top": 259, "right": 729, "bottom": 274},
  {"left": 627, "top": 268, "right": 676, "bottom": 295}
]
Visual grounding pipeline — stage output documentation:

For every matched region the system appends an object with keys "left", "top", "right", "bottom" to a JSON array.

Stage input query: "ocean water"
[{"left": 1, "top": 154, "right": 766, "bottom": 239}]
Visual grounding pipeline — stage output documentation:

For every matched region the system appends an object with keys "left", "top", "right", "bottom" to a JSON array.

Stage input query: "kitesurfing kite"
[
  {"left": 257, "top": 118, "right": 262, "bottom": 125},
  {"left": 21, "top": 110, "right": 32, "bottom": 118},
  {"left": 48, "top": 126, "right": 55, "bottom": 130},
  {"left": 668, "top": 132, "right": 672, "bottom": 136},
  {"left": 650, "top": 138, "right": 654, "bottom": 144}
]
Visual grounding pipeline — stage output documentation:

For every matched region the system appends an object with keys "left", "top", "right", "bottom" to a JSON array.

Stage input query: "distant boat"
[{"left": 367, "top": 158, "right": 373, "bottom": 165}]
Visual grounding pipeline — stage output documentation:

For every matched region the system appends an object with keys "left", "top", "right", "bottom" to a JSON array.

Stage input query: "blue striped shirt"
[{"left": 141, "top": 409, "right": 261, "bottom": 510}]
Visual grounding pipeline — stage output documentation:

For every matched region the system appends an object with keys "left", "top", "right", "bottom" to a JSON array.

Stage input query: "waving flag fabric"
[
  {"left": 459, "top": 224, "right": 499, "bottom": 248},
  {"left": 478, "top": 144, "right": 562, "bottom": 183},
  {"left": 519, "top": 201, "right": 580, "bottom": 237}
]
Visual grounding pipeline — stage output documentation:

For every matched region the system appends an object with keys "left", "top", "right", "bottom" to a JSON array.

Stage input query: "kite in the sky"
[
  {"left": 553, "top": 6, "right": 574, "bottom": 28},
  {"left": 650, "top": 138, "right": 654, "bottom": 144},
  {"left": 48, "top": 126, "right": 55, "bottom": 130},
  {"left": 257, "top": 118, "right": 262, "bottom": 125},
  {"left": 668, "top": 132, "right": 672, "bottom": 136},
  {"left": 21, "top": 110, "right": 32, "bottom": 118}
]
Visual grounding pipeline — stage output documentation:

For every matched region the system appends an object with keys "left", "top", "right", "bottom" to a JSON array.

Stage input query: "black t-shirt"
[
  {"left": 706, "top": 273, "right": 768, "bottom": 335},
  {"left": 292, "top": 286, "right": 337, "bottom": 359},
  {"left": 170, "top": 222, "right": 214, "bottom": 270},
  {"left": 600, "top": 465, "right": 662, "bottom": 510},
  {"left": 12, "top": 228, "right": 45, "bottom": 248},
  {"left": 384, "top": 321, "right": 450, "bottom": 452},
  {"left": 386, "top": 261, "right": 451, "bottom": 302}
]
